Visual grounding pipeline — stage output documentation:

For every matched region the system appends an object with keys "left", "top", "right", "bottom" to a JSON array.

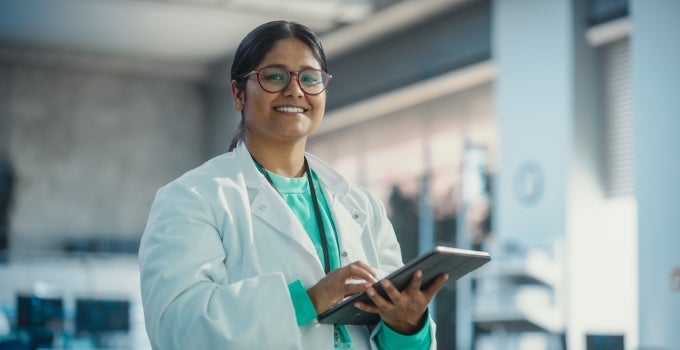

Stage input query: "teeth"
[{"left": 275, "top": 106, "right": 304, "bottom": 113}]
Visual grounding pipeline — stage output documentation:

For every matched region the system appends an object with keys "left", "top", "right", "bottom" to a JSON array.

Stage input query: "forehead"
[{"left": 259, "top": 38, "right": 321, "bottom": 70}]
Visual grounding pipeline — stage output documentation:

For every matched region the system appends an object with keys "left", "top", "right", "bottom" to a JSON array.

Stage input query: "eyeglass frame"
[{"left": 244, "top": 65, "right": 333, "bottom": 96}]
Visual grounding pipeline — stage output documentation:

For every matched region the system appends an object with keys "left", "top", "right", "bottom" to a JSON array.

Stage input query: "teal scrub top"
[{"left": 260, "top": 166, "right": 431, "bottom": 350}]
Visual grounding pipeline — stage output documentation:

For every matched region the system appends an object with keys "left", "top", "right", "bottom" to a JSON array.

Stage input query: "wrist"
[
  {"left": 306, "top": 287, "right": 320, "bottom": 314},
  {"left": 384, "top": 312, "right": 427, "bottom": 335}
]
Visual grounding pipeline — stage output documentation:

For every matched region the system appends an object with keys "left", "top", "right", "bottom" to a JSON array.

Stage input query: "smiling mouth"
[{"left": 274, "top": 106, "right": 305, "bottom": 113}]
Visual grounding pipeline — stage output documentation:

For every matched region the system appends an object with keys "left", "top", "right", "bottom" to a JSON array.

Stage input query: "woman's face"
[{"left": 233, "top": 37, "right": 326, "bottom": 146}]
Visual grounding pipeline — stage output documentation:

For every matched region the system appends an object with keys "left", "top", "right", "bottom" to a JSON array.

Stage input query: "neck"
[{"left": 245, "top": 137, "right": 307, "bottom": 178}]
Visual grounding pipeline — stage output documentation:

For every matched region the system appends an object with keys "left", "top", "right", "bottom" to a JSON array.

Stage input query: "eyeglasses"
[{"left": 245, "top": 66, "right": 332, "bottom": 95}]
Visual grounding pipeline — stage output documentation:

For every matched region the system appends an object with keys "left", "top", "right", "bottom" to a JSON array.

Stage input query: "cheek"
[
  {"left": 312, "top": 95, "right": 327, "bottom": 114},
  {"left": 243, "top": 89, "right": 271, "bottom": 113}
]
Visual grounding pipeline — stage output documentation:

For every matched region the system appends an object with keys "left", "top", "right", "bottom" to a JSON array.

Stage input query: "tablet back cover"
[{"left": 317, "top": 246, "right": 491, "bottom": 325}]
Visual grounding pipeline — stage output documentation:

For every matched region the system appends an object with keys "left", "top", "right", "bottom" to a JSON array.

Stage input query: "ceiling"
[{"left": 0, "top": 0, "right": 463, "bottom": 70}]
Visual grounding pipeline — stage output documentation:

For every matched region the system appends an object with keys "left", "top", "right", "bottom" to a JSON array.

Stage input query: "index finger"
[{"left": 343, "top": 261, "right": 378, "bottom": 283}]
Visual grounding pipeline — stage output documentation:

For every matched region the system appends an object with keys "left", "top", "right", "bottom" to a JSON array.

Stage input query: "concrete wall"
[
  {"left": 0, "top": 57, "right": 207, "bottom": 252},
  {"left": 203, "top": 61, "right": 241, "bottom": 157}
]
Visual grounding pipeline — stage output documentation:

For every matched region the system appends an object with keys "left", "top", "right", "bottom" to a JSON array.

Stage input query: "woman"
[{"left": 139, "top": 20, "right": 448, "bottom": 349}]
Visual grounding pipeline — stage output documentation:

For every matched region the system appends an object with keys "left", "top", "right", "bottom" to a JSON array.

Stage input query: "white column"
[
  {"left": 492, "top": 0, "right": 575, "bottom": 347},
  {"left": 631, "top": 1, "right": 680, "bottom": 349},
  {"left": 493, "top": 0, "right": 572, "bottom": 246}
]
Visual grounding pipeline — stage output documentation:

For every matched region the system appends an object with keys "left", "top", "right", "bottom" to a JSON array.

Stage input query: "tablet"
[{"left": 316, "top": 245, "right": 491, "bottom": 325}]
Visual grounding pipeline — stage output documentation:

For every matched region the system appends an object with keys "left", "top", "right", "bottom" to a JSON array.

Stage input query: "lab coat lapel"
[
  {"left": 251, "top": 187, "right": 319, "bottom": 256},
  {"left": 235, "top": 143, "right": 321, "bottom": 271}
]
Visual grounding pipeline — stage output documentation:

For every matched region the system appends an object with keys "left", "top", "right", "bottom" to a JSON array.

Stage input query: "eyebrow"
[{"left": 259, "top": 63, "right": 323, "bottom": 71}]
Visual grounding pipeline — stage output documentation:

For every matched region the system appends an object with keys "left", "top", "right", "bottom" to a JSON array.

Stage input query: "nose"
[{"left": 282, "top": 72, "right": 304, "bottom": 98}]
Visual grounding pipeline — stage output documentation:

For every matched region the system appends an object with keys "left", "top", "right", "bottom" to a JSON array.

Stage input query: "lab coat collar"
[
  {"left": 234, "top": 141, "right": 350, "bottom": 198},
  {"left": 234, "top": 141, "right": 270, "bottom": 190}
]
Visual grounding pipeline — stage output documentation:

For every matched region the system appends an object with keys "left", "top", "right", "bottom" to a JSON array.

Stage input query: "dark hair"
[{"left": 228, "top": 21, "right": 328, "bottom": 151}]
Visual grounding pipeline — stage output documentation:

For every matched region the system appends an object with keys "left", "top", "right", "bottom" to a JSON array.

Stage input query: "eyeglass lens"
[{"left": 257, "top": 67, "right": 329, "bottom": 95}]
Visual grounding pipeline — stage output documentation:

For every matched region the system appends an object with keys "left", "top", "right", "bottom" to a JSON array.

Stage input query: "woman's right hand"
[{"left": 307, "top": 261, "right": 378, "bottom": 314}]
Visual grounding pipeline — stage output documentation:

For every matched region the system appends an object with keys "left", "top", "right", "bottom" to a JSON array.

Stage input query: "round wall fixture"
[{"left": 514, "top": 161, "right": 544, "bottom": 206}]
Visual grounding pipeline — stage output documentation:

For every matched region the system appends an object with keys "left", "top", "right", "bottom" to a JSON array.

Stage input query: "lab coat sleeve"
[{"left": 138, "top": 182, "right": 302, "bottom": 350}]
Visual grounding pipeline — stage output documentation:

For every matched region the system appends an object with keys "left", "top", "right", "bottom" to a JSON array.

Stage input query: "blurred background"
[{"left": 0, "top": 0, "right": 678, "bottom": 349}]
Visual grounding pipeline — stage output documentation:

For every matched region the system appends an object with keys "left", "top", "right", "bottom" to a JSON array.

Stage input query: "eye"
[
  {"left": 300, "top": 71, "right": 322, "bottom": 85},
  {"left": 263, "top": 73, "right": 286, "bottom": 81},
  {"left": 261, "top": 68, "right": 288, "bottom": 82}
]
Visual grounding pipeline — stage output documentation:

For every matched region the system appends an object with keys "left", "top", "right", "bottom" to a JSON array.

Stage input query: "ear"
[{"left": 231, "top": 80, "right": 245, "bottom": 111}]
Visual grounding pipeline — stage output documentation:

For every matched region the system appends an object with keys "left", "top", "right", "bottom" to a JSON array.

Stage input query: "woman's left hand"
[{"left": 353, "top": 270, "right": 448, "bottom": 334}]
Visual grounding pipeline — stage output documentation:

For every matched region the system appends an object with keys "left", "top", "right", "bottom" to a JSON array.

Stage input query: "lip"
[{"left": 273, "top": 105, "right": 308, "bottom": 113}]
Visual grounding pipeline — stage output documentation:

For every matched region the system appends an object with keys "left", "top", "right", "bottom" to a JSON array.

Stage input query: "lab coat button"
[
  {"left": 259, "top": 205, "right": 266, "bottom": 211},
  {"left": 342, "top": 251, "right": 348, "bottom": 257},
  {"left": 352, "top": 214, "right": 359, "bottom": 219}
]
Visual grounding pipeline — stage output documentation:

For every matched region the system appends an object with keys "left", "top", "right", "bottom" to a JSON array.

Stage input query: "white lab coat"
[{"left": 139, "top": 142, "right": 437, "bottom": 349}]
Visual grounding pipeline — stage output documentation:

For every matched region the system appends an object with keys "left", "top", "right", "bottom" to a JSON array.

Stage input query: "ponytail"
[{"left": 228, "top": 119, "right": 245, "bottom": 151}]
